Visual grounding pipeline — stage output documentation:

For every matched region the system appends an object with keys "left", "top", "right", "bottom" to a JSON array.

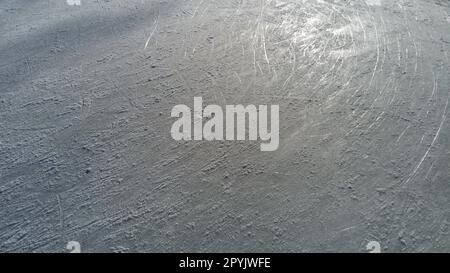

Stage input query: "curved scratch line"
[{"left": 144, "top": 14, "right": 160, "bottom": 50}]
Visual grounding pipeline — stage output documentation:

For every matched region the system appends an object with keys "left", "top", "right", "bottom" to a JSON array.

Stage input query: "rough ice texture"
[{"left": 0, "top": 0, "right": 449, "bottom": 252}]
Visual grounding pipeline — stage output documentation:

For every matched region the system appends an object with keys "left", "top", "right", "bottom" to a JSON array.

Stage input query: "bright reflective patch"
[{"left": 67, "top": 0, "right": 81, "bottom": 6}]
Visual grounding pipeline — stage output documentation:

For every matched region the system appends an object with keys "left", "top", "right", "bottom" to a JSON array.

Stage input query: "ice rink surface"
[{"left": 0, "top": 0, "right": 449, "bottom": 252}]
